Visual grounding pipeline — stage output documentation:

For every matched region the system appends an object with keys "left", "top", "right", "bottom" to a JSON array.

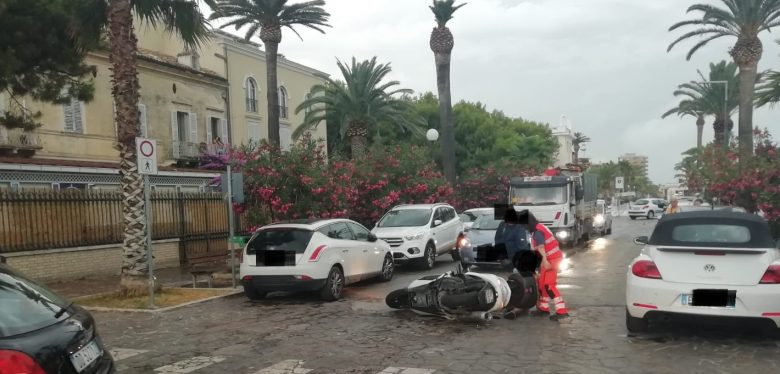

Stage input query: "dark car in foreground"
[{"left": 0, "top": 257, "right": 115, "bottom": 374}]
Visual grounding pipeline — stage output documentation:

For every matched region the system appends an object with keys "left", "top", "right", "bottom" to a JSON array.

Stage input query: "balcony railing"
[
  {"left": 0, "top": 128, "right": 42, "bottom": 150},
  {"left": 279, "top": 105, "right": 289, "bottom": 119},
  {"left": 172, "top": 140, "right": 230, "bottom": 160},
  {"left": 246, "top": 98, "right": 257, "bottom": 113}
]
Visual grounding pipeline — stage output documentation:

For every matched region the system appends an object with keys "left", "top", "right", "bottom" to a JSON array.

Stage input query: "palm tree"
[
  {"left": 572, "top": 132, "right": 590, "bottom": 164},
  {"left": 756, "top": 40, "right": 780, "bottom": 107},
  {"left": 72, "top": 0, "right": 212, "bottom": 296},
  {"left": 209, "top": 0, "right": 330, "bottom": 147},
  {"left": 293, "top": 57, "right": 425, "bottom": 158},
  {"left": 662, "top": 61, "right": 741, "bottom": 146},
  {"left": 429, "top": 0, "right": 466, "bottom": 186},
  {"left": 668, "top": 0, "right": 780, "bottom": 160}
]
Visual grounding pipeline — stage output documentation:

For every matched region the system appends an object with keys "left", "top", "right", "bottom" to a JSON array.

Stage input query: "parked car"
[
  {"left": 240, "top": 218, "right": 394, "bottom": 301},
  {"left": 593, "top": 199, "right": 613, "bottom": 235},
  {"left": 0, "top": 256, "right": 116, "bottom": 374},
  {"left": 628, "top": 198, "right": 667, "bottom": 220},
  {"left": 371, "top": 203, "right": 465, "bottom": 269},
  {"left": 626, "top": 210, "right": 780, "bottom": 333},
  {"left": 458, "top": 210, "right": 532, "bottom": 270},
  {"left": 459, "top": 208, "right": 493, "bottom": 231}
]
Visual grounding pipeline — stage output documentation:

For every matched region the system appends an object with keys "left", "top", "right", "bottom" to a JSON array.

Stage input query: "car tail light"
[
  {"left": 762, "top": 312, "right": 780, "bottom": 317},
  {"left": 633, "top": 303, "right": 658, "bottom": 309},
  {"left": 760, "top": 265, "right": 780, "bottom": 284},
  {"left": 309, "top": 245, "right": 327, "bottom": 262},
  {"left": 642, "top": 205, "right": 649, "bottom": 209},
  {"left": 0, "top": 350, "right": 46, "bottom": 374},
  {"left": 631, "top": 260, "right": 662, "bottom": 279},
  {"left": 242, "top": 275, "right": 252, "bottom": 281},
  {"left": 554, "top": 212, "right": 562, "bottom": 220}
]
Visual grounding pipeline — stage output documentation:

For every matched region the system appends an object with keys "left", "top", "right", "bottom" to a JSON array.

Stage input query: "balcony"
[
  {"left": 279, "top": 105, "right": 289, "bottom": 119},
  {"left": 0, "top": 128, "right": 42, "bottom": 156},
  {"left": 172, "top": 141, "right": 230, "bottom": 161}
]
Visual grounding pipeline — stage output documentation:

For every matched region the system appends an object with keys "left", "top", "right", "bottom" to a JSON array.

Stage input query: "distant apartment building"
[
  {"left": 0, "top": 21, "right": 328, "bottom": 192},
  {"left": 619, "top": 153, "right": 649, "bottom": 179}
]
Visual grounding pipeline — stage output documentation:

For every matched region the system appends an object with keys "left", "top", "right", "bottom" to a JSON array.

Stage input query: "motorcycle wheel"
[{"left": 386, "top": 288, "right": 411, "bottom": 309}]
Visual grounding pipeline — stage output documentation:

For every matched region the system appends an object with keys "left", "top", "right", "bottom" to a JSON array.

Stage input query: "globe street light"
[{"left": 426, "top": 129, "right": 439, "bottom": 163}]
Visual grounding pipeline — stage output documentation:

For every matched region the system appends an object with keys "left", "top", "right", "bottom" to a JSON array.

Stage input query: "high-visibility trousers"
[{"left": 535, "top": 257, "right": 569, "bottom": 315}]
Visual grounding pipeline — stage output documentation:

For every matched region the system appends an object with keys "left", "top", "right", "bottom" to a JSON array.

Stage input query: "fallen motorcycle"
[{"left": 385, "top": 266, "right": 511, "bottom": 321}]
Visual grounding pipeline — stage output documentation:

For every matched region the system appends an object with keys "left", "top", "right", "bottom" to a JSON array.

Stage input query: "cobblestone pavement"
[{"left": 92, "top": 217, "right": 780, "bottom": 374}]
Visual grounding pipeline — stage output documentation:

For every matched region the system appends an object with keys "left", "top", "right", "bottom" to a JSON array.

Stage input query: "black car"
[{"left": 0, "top": 256, "right": 115, "bottom": 374}]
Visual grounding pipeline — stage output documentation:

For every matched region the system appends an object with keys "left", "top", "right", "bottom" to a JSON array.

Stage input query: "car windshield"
[
  {"left": 0, "top": 265, "right": 72, "bottom": 337},
  {"left": 377, "top": 209, "right": 432, "bottom": 227},
  {"left": 511, "top": 186, "right": 567, "bottom": 205},
  {"left": 459, "top": 212, "right": 479, "bottom": 223},
  {"left": 472, "top": 215, "right": 502, "bottom": 230},
  {"left": 246, "top": 228, "right": 314, "bottom": 254}
]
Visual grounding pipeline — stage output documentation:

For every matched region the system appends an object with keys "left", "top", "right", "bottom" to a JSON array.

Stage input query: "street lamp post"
[
  {"left": 426, "top": 129, "right": 439, "bottom": 164},
  {"left": 697, "top": 80, "right": 729, "bottom": 150}
]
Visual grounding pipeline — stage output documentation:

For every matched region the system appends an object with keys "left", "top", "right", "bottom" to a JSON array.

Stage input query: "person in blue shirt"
[{"left": 494, "top": 208, "right": 531, "bottom": 265}]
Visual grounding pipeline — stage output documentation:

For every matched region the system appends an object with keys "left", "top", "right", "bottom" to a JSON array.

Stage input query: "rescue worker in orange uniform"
[{"left": 518, "top": 210, "right": 570, "bottom": 320}]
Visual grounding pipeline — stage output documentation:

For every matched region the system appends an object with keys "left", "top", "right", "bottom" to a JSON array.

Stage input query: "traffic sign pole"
[
  {"left": 227, "top": 164, "right": 236, "bottom": 289},
  {"left": 144, "top": 174, "right": 155, "bottom": 309}
]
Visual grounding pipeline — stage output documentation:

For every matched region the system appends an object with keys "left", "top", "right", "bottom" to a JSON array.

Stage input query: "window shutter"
[
  {"left": 171, "top": 111, "right": 180, "bottom": 158},
  {"left": 206, "top": 117, "right": 213, "bottom": 144},
  {"left": 189, "top": 112, "right": 198, "bottom": 143},
  {"left": 280, "top": 124, "right": 291, "bottom": 151},
  {"left": 73, "top": 99, "right": 84, "bottom": 133},
  {"left": 112, "top": 100, "right": 118, "bottom": 136},
  {"left": 63, "top": 100, "right": 75, "bottom": 132},
  {"left": 221, "top": 118, "right": 228, "bottom": 143},
  {"left": 138, "top": 104, "right": 148, "bottom": 137}
]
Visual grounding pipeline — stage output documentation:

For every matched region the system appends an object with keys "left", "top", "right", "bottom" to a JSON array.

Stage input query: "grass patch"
[{"left": 75, "top": 288, "right": 234, "bottom": 310}]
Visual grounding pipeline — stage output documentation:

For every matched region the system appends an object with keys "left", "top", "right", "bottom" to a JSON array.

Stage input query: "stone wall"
[{"left": 3, "top": 239, "right": 180, "bottom": 282}]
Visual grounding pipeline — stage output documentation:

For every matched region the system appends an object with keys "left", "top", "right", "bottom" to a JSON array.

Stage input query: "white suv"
[
  {"left": 240, "top": 219, "right": 394, "bottom": 301},
  {"left": 371, "top": 204, "right": 464, "bottom": 269}
]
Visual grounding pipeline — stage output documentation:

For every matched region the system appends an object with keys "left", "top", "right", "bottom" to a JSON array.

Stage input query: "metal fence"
[{"left": 0, "top": 191, "right": 251, "bottom": 264}]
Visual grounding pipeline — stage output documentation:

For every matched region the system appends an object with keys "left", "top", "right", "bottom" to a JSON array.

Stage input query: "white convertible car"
[{"left": 626, "top": 210, "right": 780, "bottom": 333}]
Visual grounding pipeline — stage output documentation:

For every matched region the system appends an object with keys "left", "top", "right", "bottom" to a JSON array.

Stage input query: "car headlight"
[
  {"left": 594, "top": 214, "right": 605, "bottom": 224},
  {"left": 556, "top": 231, "right": 570, "bottom": 240},
  {"left": 458, "top": 237, "right": 470, "bottom": 248},
  {"left": 405, "top": 232, "right": 424, "bottom": 241}
]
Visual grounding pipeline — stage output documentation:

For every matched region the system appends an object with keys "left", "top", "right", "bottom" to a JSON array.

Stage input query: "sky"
[{"left": 200, "top": 0, "right": 780, "bottom": 184}]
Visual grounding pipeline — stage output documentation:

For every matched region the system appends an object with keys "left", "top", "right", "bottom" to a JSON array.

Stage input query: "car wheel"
[
  {"left": 320, "top": 266, "right": 344, "bottom": 301},
  {"left": 625, "top": 308, "right": 648, "bottom": 333},
  {"left": 419, "top": 243, "right": 436, "bottom": 270},
  {"left": 243, "top": 284, "right": 266, "bottom": 301},
  {"left": 606, "top": 226, "right": 612, "bottom": 235},
  {"left": 378, "top": 254, "right": 394, "bottom": 282}
]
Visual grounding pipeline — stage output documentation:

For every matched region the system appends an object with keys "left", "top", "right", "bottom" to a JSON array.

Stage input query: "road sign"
[
  {"left": 615, "top": 176, "right": 624, "bottom": 190},
  {"left": 136, "top": 137, "right": 158, "bottom": 175}
]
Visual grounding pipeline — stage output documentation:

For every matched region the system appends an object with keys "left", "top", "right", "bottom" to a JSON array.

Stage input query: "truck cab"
[{"left": 509, "top": 173, "right": 596, "bottom": 248}]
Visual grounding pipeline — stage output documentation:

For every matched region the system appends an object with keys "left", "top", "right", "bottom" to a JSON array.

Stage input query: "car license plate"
[
  {"left": 70, "top": 340, "right": 102, "bottom": 373},
  {"left": 681, "top": 290, "right": 736, "bottom": 308}
]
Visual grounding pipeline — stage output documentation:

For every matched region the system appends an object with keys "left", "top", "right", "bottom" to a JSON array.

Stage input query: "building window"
[
  {"left": 280, "top": 124, "right": 291, "bottom": 151},
  {"left": 63, "top": 96, "right": 84, "bottom": 133},
  {"left": 246, "top": 78, "right": 258, "bottom": 113},
  {"left": 171, "top": 110, "right": 197, "bottom": 159},
  {"left": 303, "top": 93, "right": 312, "bottom": 116},
  {"left": 278, "top": 86, "right": 288, "bottom": 119},
  {"left": 247, "top": 120, "right": 261, "bottom": 143},
  {"left": 208, "top": 116, "right": 228, "bottom": 154}
]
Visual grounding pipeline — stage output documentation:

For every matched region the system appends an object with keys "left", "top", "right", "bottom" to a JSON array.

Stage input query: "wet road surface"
[{"left": 93, "top": 217, "right": 780, "bottom": 373}]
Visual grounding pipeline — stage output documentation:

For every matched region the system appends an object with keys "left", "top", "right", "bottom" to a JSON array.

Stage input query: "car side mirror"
[
  {"left": 433, "top": 219, "right": 443, "bottom": 227},
  {"left": 633, "top": 236, "right": 649, "bottom": 245},
  {"left": 367, "top": 233, "right": 378, "bottom": 242}
]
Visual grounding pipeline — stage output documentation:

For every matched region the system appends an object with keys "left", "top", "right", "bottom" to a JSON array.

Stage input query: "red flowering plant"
[
  {"left": 685, "top": 129, "right": 780, "bottom": 236},
  {"left": 232, "top": 133, "right": 352, "bottom": 225}
]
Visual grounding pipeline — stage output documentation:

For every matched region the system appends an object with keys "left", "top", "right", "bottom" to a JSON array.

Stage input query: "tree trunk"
[
  {"left": 265, "top": 41, "right": 280, "bottom": 147},
  {"left": 434, "top": 52, "right": 456, "bottom": 186},
  {"left": 350, "top": 134, "right": 367, "bottom": 159},
  {"left": 107, "top": 0, "right": 149, "bottom": 296},
  {"left": 736, "top": 63, "right": 757, "bottom": 159},
  {"left": 696, "top": 115, "right": 704, "bottom": 149},
  {"left": 573, "top": 145, "right": 580, "bottom": 164}
]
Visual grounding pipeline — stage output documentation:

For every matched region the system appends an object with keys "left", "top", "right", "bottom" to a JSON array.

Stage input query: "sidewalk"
[{"left": 45, "top": 267, "right": 231, "bottom": 299}]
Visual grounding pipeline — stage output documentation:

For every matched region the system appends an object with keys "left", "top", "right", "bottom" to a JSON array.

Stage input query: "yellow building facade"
[{"left": 0, "top": 22, "right": 328, "bottom": 192}]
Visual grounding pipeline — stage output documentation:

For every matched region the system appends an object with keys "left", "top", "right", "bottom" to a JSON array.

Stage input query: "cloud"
[{"left": 203, "top": 0, "right": 780, "bottom": 184}]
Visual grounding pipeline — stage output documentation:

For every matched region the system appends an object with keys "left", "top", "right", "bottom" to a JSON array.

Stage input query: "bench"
[{"left": 186, "top": 254, "right": 228, "bottom": 288}]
